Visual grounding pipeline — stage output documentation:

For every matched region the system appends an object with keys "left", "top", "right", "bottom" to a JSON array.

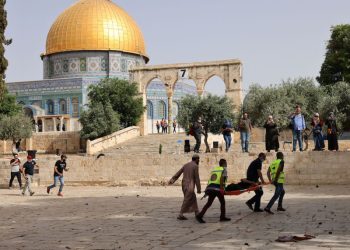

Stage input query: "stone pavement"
[{"left": 0, "top": 185, "right": 349, "bottom": 250}]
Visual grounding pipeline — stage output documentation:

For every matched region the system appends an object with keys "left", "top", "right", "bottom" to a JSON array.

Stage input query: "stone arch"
[
  {"left": 204, "top": 75, "right": 227, "bottom": 96},
  {"left": 130, "top": 59, "right": 243, "bottom": 135}
]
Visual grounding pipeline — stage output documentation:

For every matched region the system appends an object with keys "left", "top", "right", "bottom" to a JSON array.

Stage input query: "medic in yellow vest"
[
  {"left": 196, "top": 159, "right": 231, "bottom": 223},
  {"left": 264, "top": 152, "right": 286, "bottom": 214}
]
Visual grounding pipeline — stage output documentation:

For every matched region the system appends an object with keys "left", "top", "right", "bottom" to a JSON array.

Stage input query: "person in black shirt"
[
  {"left": 47, "top": 154, "right": 68, "bottom": 197},
  {"left": 242, "top": 153, "right": 267, "bottom": 212},
  {"left": 21, "top": 155, "right": 38, "bottom": 196}
]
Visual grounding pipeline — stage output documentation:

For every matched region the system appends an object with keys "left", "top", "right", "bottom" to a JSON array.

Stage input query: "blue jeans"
[
  {"left": 292, "top": 130, "right": 303, "bottom": 151},
  {"left": 266, "top": 183, "right": 285, "bottom": 209},
  {"left": 223, "top": 134, "right": 232, "bottom": 151},
  {"left": 240, "top": 131, "right": 250, "bottom": 152},
  {"left": 48, "top": 176, "right": 64, "bottom": 192}
]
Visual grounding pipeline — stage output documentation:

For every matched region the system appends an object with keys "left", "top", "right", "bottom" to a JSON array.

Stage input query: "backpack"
[{"left": 189, "top": 125, "right": 194, "bottom": 136}]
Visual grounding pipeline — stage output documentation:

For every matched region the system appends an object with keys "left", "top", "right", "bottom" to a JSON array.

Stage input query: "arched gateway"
[{"left": 130, "top": 59, "right": 243, "bottom": 135}]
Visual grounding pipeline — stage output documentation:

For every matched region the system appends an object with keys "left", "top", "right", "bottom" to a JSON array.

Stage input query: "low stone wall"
[
  {"left": 86, "top": 126, "right": 140, "bottom": 155},
  {"left": 0, "top": 132, "right": 83, "bottom": 155},
  {"left": 1, "top": 151, "right": 349, "bottom": 188}
]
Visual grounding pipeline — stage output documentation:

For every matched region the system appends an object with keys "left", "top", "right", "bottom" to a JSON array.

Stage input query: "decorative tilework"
[
  {"left": 49, "top": 61, "right": 54, "bottom": 76},
  {"left": 54, "top": 60, "right": 62, "bottom": 75},
  {"left": 87, "top": 57, "right": 101, "bottom": 72},
  {"left": 110, "top": 56, "right": 120, "bottom": 72},
  {"left": 63, "top": 59, "right": 69, "bottom": 73},
  {"left": 101, "top": 57, "right": 107, "bottom": 71},
  {"left": 127, "top": 60, "right": 135, "bottom": 71},
  {"left": 121, "top": 58, "right": 127, "bottom": 72},
  {"left": 80, "top": 58, "right": 87, "bottom": 72},
  {"left": 69, "top": 58, "right": 79, "bottom": 73}
]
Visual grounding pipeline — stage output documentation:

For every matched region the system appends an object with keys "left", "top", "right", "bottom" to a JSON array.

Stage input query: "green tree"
[
  {"left": 0, "top": 0, "right": 12, "bottom": 101},
  {"left": 243, "top": 78, "right": 325, "bottom": 128},
  {"left": 0, "top": 113, "right": 33, "bottom": 148},
  {"left": 177, "top": 94, "right": 236, "bottom": 152},
  {"left": 0, "top": 89, "right": 21, "bottom": 116},
  {"left": 88, "top": 78, "right": 145, "bottom": 127},
  {"left": 319, "top": 81, "right": 350, "bottom": 131},
  {"left": 317, "top": 24, "right": 350, "bottom": 86},
  {"left": 79, "top": 102, "right": 121, "bottom": 140}
]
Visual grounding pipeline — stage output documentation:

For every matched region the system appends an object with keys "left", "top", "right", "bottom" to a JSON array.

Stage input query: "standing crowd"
[
  {"left": 219, "top": 105, "right": 339, "bottom": 153},
  {"left": 156, "top": 119, "right": 177, "bottom": 134}
]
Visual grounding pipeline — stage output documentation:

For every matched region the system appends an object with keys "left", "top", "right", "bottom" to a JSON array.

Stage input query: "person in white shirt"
[{"left": 9, "top": 153, "right": 22, "bottom": 189}]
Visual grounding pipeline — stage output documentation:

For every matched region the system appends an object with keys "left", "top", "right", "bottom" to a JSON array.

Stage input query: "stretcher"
[{"left": 201, "top": 182, "right": 270, "bottom": 199}]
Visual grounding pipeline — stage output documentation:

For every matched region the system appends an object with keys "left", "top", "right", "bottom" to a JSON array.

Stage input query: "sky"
[{"left": 4, "top": 0, "right": 350, "bottom": 96}]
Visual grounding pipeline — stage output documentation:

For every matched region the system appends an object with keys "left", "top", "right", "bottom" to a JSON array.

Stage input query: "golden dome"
[{"left": 45, "top": 0, "right": 148, "bottom": 62}]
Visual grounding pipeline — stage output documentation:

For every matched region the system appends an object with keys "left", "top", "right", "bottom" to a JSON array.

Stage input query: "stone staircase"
[{"left": 101, "top": 133, "right": 266, "bottom": 156}]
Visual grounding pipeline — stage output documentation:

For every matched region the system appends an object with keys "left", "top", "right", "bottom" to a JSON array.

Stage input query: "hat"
[
  {"left": 314, "top": 113, "right": 319, "bottom": 117},
  {"left": 27, "top": 155, "right": 33, "bottom": 160}
]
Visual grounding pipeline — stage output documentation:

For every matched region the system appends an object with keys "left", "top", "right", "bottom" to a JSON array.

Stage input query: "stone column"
[
  {"left": 42, "top": 119, "right": 46, "bottom": 132},
  {"left": 60, "top": 117, "right": 64, "bottom": 131},
  {"left": 34, "top": 117, "right": 38, "bottom": 133},
  {"left": 197, "top": 89, "right": 204, "bottom": 97},
  {"left": 137, "top": 92, "right": 148, "bottom": 136},
  {"left": 167, "top": 93, "right": 173, "bottom": 134},
  {"left": 53, "top": 117, "right": 57, "bottom": 132}
]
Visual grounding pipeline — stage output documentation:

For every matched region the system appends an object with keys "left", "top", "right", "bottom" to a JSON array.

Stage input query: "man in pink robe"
[{"left": 169, "top": 154, "right": 201, "bottom": 220}]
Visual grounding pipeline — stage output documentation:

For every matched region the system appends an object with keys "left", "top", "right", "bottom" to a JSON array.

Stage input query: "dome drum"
[{"left": 43, "top": 50, "right": 145, "bottom": 79}]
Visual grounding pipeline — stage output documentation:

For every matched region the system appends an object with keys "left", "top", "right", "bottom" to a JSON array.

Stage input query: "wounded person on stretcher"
[{"left": 224, "top": 179, "right": 260, "bottom": 191}]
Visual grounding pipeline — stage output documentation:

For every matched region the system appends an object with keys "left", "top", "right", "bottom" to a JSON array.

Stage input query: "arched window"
[
  {"left": 59, "top": 99, "right": 67, "bottom": 114},
  {"left": 72, "top": 97, "right": 79, "bottom": 117},
  {"left": 47, "top": 100, "right": 54, "bottom": 115},
  {"left": 172, "top": 102, "right": 179, "bottom": 118},
  {"left": 158, "top": 100, "right": 166, "bottom": 119},
  {"left": 147, "top": 100, "right": 153, "bottom": 119}
]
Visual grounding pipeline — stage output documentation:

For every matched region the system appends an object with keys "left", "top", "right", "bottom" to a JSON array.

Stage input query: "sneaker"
[
  {"left": 264, "top": 208, "right": 274, "bottom": 214},
  {"left": 46, "top": 187, "right": 50, "bottom": 194},
  {"left": 220, "top": 217, "right": 231, "bottom": 222},
  {"left": 30, "top": 192, "right": 35, "bottom": 196},
  {"left": 245, "top": 202, "right": 253, "bottom": 211},
  {"left": 277, "top": 207, "right": 286, "bottom": 212},
  {"left": 253, "top": 208, "right": 264, "bottom": 212},
  {"left": 195, "top": 215, "right": 206, "bottom": 224},
  {"left": 21, "top": 192, "right": 25, "bottom": 196},
  {"left": 57, "top": 192, "right": 63, "bottom": 197},
  {"left": 8, "top": 186, "right": 12, "bottom": 190}
]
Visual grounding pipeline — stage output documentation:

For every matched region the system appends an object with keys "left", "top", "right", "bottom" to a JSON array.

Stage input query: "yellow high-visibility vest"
[
  {"left": 208, "top": 166, "right": 224, "bottom": 185},
  {"left": 269, "top": 159, "right": 285, "bottom": 184}
]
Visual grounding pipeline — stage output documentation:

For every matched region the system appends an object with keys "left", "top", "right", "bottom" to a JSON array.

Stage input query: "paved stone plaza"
[{"left": 0, "top": 185, "right": 349, "bottom": 250}]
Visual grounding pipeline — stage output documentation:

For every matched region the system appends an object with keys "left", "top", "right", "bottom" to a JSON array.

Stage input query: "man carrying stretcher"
[{"left": 196, "top": 159, "right": 231, "bottom": 223}]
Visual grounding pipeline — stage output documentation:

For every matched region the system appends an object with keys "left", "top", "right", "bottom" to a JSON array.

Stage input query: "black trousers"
[
  {"left": 247, "top": 187, "right": 263, "bottom": 210},
  {"left": 198, "top": 190, "right": 226, "bottom": 219},
  {"left": 194, "top": 134, "right": 201, "bottom": 152},
  {"left": 9, "top": 172, "right": 22, "bottom": 187}
]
